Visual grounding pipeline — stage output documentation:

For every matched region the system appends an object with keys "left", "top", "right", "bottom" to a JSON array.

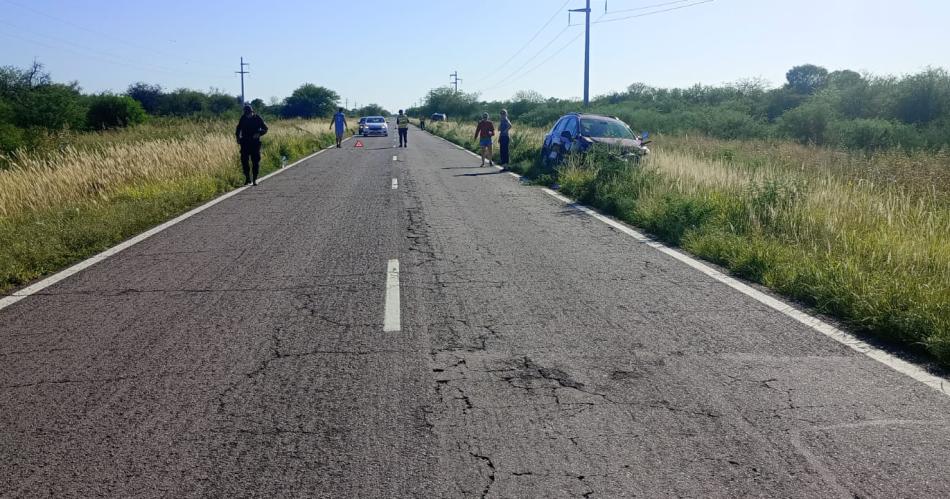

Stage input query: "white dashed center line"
[{"left": 383, "top": 259, "right": 401, "bottom": 332}]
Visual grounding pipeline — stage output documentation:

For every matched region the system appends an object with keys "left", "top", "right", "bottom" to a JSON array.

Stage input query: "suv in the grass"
[
  {"left": 540, "top": 113, "right": 650, "bottom": 166},
  {"left": 430, "top": 113, "right": 447, "bottom": 122}
]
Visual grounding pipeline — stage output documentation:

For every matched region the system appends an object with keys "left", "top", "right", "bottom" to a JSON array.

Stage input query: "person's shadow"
[{"left": 454, "top": 171, "right": 504, "bottom": 177}]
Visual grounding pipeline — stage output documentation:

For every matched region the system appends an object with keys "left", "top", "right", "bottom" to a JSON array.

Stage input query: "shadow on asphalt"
[
  {"left": 454, "top": 171, "right": 504, "bottom": 177},
  {"left": 441, "top": 166, "right": 483, "bottom": 170}
]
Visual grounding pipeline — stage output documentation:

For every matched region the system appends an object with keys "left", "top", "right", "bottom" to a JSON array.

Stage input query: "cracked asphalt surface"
[{"left": 2, "top": 127, "right": 950, "bottom": 497}]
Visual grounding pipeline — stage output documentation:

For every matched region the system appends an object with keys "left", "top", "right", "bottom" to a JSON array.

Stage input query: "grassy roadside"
[
  {"left": 0, "top": 119, "right": 339, "bottom": 293},
  {"left": 425, "top": 121, "right": 950, "bottom": 367}
]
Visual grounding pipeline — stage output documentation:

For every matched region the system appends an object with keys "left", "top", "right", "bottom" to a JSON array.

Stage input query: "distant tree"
[
  {"left": 125, "top": 82, "right": 164, "bottom": 114},
  {"left": 282, "top": 84, "right": 339, "bottom": 118},
  {"left": 826, "top": 70, "right": 864, "bottom": 89},
  {"left": 421, "top": 86, "right": 479, "bottom": 119},
  {"left": 785, "top": 64, "right": 829, "bottom": 95},
  {"left": 892, "top": 68, "right": 950, "bottom": 124},
  {"left": 0, "top": 62, "right": 52, "bottom": 99},
  {"left": 16, "top": 83, "right": 87, "bottom": 130},
  {"left": 765, "top": 87, "right": 806, "bottom": 121},
  {"left": 250, "top": 98, "right": 265, "bottom": 109},
  {"left": 86, "top": 94, "right": 147, "bottom": 129},
  {"left": 825, "top": 70, "right": 870, "bottom": 119},
  {"left": 506, "top": 89, "right": 546, "bottom": 115},
  {"left": 625, "top": 83, "right": 656, "bottom": 100},
  {"left": 780, "top": 100, "right": 834, "bottom": 144},
  {"left": 160, "top": 88, "right": 207, "bottom": 116},
  {"left": 357, "top": 103, "right": 389, "bottom": 116},
  {"left": 207, "top": 92, "right": 240, "bottom": 115}
]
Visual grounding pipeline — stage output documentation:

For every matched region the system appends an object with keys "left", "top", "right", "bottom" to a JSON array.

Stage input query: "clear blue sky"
[{"left": 1, "top": 0, "right": 947, "bottom": 112}]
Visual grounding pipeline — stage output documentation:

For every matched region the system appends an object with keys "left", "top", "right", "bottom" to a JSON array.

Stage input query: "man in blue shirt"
[{"left": 329, "top": 107, "right": 347, "bottom": 147}]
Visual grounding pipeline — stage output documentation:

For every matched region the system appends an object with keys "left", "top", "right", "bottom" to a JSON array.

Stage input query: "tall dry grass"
[
  {"left": 0, "top": 120, "right": 332, "bottom": 218},
  {"left": 0, "top": 119, "right": 336, "bottom": 292}
]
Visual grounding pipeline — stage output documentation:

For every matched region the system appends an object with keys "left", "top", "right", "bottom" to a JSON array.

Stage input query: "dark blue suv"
[{"left": 540, "top": 113, "right": 649, "bottom": 167}]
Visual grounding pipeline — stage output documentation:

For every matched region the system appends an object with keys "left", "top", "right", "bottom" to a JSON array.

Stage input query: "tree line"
[
  {"left": 408, "top": 64, "right": 950, "bottom": 151},
  {"left": 0, "top": 62, "right": 390, "bottom": 153}
]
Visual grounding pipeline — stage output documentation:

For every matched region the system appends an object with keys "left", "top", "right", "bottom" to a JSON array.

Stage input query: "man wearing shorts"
[
  {"left": 474, "top": 112, "right": 495, "bottom": 167},
  {"left": 330, "top": 107, "right": 347, "bottom": 147}
]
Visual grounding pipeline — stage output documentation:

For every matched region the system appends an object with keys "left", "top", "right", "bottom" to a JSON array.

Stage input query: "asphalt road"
[{"left": 2, "top": 126, "right": 949, "bottom": 498}]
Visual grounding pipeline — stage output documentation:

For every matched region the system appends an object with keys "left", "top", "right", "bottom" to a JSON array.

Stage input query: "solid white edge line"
[
  {"left": 433, "top": 132, "right": 948, "bottom": 396},
  {"left": 383, "top": 259, "right": 401, "bottom": 332},
  {"left": 538, "top": 187, "right": 949, "bottom": 397},
  {"left": 0, "top": 137, "right": 352, "bottom": 312}
]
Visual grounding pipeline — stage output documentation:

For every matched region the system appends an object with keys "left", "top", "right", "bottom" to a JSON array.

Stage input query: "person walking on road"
[
  {"left": 235, "top": 104, "right": 268, "bottom": 186},
  {"left": 419, "top": 115, "right": 426, "bottom": 131},
  {"left": 474, "top": 112, "right": 495, "bottom": 167},
  {"left": 396, "top": 110, "right": 410, "bottom": 147},
  {"left": 499, "top": 109, "right": 512, "bottom": 170},
  {"left": 330, "top": 107, "right": 347, "bottom": 148}
]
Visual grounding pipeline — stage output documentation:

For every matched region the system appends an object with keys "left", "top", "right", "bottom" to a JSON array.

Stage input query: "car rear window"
[{"left": 580, "top": 118, "right": 635, "bottom": 139}]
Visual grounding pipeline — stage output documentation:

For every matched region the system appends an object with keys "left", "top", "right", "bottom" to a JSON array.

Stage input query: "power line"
[
  {"left": 482, "top": 0, "right": 713, "bottom": 96},
  {"left": 480, "top": 3, "right": 614, "bottom": 94},
  {"left": 0, "top": 29, "right": 229, "bottom": 84},
  {"left": 0, "top": 20, "right": 226, "bottom": 80},
  {"left": 0, "top": 0, "right": 228, "bottom": 71},
  {"left": 597, "top": 0, "right": 693, "bottom": 16},
  {"left": 479, "top": 0, "right": 572, "bottom": 83},
  {"left": 479, "top": 25, "right": 572, "bottom": 92},
  {"left": 494, "top": 32, "right": 586, "bottom": 91},
  {"left": 593, "top": 0, "right": 714, "bottom": 24}
]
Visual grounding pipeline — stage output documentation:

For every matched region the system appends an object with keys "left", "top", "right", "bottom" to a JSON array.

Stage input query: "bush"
[
  {"left": 779, "top": 101, "right": 834, "bottom": 144},
  {"left": 86, "top": 95, "right": 147, "bottom": 130},
  {"left": 0, "top": 122, "right": 24, "bottom": 155},
  {"left": 826, "top": 118, "right": 923, "bottom": 150},
  {"left": 15, "top": 83, "right": 87, "bottom": 130}
]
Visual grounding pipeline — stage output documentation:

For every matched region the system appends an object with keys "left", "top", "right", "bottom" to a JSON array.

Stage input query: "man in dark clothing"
[
  {"left": 396, "top": 109, "right": 409, "bottom": 147},
  {"left": 235, "top": 104, "right": 268, "bottom": 185}
]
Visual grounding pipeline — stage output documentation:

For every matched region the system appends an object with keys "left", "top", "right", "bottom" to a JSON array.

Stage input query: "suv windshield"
[
  {"left": 580, "top": 118, "right": 635, "bottom": 139},
  {"left": 367, "top": 117, "right": 385, "bottom": 123}
]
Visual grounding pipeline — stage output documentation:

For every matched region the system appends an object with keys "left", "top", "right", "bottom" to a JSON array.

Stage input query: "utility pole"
[
  {"left": 569, "top": 1, "right": 591, "bottom": 107},
  {"left": 236, "top": 57, "right": 250, "bottom": 105},
  {"left": 450, "top": 71, "right": 462, "bottom": 93}
]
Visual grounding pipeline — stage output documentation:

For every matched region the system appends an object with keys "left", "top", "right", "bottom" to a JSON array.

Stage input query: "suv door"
[
  {"left": 561, "top": 116, "right": 579, "bottom": 152},
  {"left": 546, "top": 118, "right": 566, "bottom": 147}
]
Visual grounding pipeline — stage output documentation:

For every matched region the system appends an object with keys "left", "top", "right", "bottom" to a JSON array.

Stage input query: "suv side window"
[{"left": 564, "top": 117, "right": 579, "bottom": 138}]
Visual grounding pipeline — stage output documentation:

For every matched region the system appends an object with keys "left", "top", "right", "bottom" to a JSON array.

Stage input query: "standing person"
[
  {"left": 474, "top": 112, "right": 495, "bottom": 167},
  {"left": 235, "top": 104, "right": 268, "bottom": 186},
  {"left": 329, "top": 107, "right": 347, "bottom": 147},
  {"left": 419, "top": 115, "right": 426, "bottom": 131},
  {"left": 396, "top": 109, "right": 410, "bottom": 147},
  {"left": 499, "top": 109, "right": 512, "bottom": 170}
]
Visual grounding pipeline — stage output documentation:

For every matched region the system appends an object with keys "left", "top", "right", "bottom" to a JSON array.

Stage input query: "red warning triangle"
[{"left": 354, "top": 140, "right": 364, "bottom": 148}]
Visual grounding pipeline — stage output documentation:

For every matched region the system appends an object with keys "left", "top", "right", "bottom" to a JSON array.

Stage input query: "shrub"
[
  {"left": 0, "top": 122, "right": 24, "bottom": 153},
  {"left": 779, "top": 101, "right": 834, "bottom": 144},
  {"left": 86, "top": 95, "right": 148, "bottom": 130},
  {"left": 826, "top": 118, "right": 923, "bottom": 150}
]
